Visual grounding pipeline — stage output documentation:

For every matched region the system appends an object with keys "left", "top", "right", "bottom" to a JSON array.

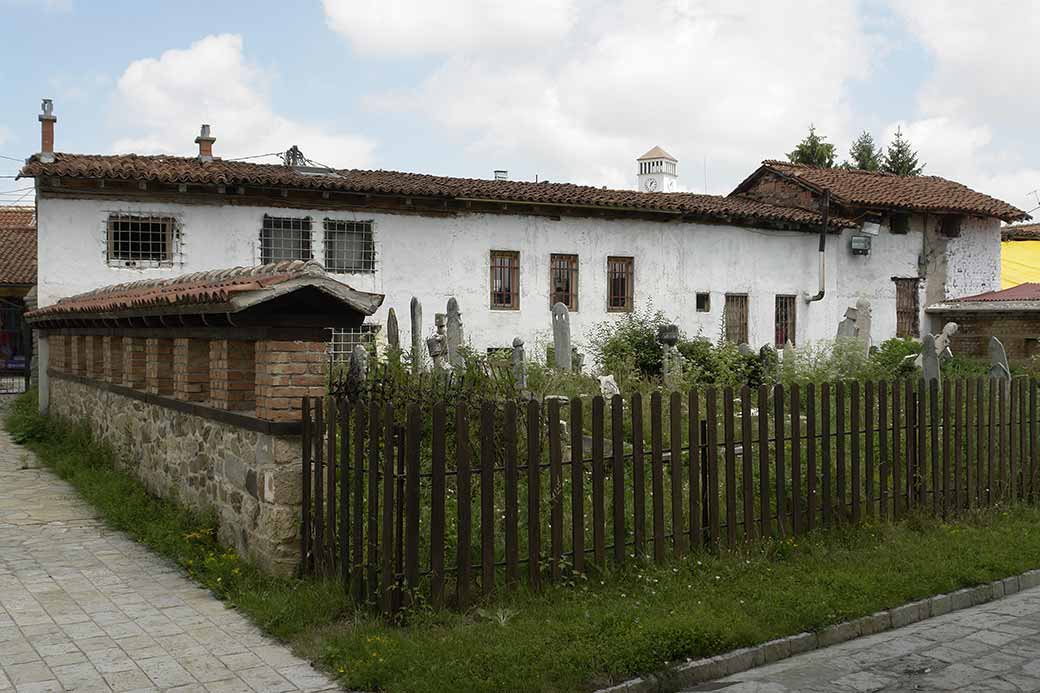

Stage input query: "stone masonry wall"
[
  {"left": 49, "top": 375, "right": 303, "bottom": 576},
  {"left": 942, "top": 312, "right": 1040, "bottom": 363}
]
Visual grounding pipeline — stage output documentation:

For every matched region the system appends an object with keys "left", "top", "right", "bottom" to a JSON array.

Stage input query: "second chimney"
[
  {"left": 195, "top": 124, "right": 216, "bottom": 162},
  {"left": 39, "top": 99, "right": 56, "bottom": 164}
]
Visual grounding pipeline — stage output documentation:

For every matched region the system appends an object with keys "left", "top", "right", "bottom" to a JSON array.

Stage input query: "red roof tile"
[
  {"left": 734, "top": 161, "right": 1028, "bottom": 223},
  {"left": 1002, "top": 223, "right": 1040, "bottom": 241},
  {"left": 0, "top": 206, "right": 36, "bottom": 286},
  {"left": 19, "top": 153, "right": 855, "bottom": 230},
  {"left": 954, "top": 283, "right": 1040, "bottom": 302},
  {"left": 0, "top": 206, "right": 34, "bottom": 230}
]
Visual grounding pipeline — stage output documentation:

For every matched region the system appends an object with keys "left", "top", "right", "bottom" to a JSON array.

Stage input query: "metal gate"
[{"left": 0, "top": 297, "right": 30, "bottom": 394}]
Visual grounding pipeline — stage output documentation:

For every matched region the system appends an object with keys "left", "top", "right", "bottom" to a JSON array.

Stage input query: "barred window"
[
  {"left": 490, "top": 250, "right": 520, "bottom": 310},
  {"left": 324, "top": 219, "right": 375, "bottom": 273},
  {"left": 775, "top": 295, "right": 796, "bottom": 346},
  {"left": 607, "top": 256, "right": 634, "bottom": 312},
  {"left": 260, "top": 215, "right": 312, "bottom": 264},
  {"left": 106, "top": 214, "right": 175, "bottom": 266},
  {"left": 724, "top": 293, "right": 749, "bottom": 344},
  {"left": 550, "top": 254, "right": 579, "bottom": 310}
]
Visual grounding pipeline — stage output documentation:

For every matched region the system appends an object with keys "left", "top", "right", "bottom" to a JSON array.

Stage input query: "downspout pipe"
[{"left": 806, "top": 189, "right": 830, "bottom": 303}]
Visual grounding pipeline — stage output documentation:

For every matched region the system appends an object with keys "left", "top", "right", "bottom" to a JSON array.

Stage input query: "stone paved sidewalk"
[
  {"left": 0, "top": 397, "right": 338, "bottom": 692},
  {"left": 694, "top": 583, "right": 1040, "bottom": 692}
]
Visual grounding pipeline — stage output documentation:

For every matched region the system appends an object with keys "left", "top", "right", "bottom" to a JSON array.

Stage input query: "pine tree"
[
  {"left": 787, "top": 124, "right": 836, "bottom": 168},
  {"left": 882, "top": 127, "right": 924, "bottom": 176},
  {"left": 846, "top": 130, "right": 882, "bottom": 171}
]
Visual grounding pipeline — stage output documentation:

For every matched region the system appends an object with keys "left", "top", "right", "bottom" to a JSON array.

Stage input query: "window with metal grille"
[
  {"left": 323, "top": 219, "right": 375, "bottom": 273},
  {"left": 724, "top": 293, "right": 749, "bottom": 344},
  {"left": 330, "top": 325, "right": 380, "bottom": 362},
  {"left": 106, "top": 214, "right": 175, "bottom": 266},
  {"left": 696, "top": 292, "right": 710, "bottom": 312},
  {"left": 550, "top": 253, "right": 579, "bottom": 310},
  {"left": 490, "top": 250, "right": 520, "bottom": 310},
  {"left": 894, "top": 278, "right": 920, "bottom": 338},
  {"left": 774, "top": 295, "right": 796, "bottom": 346},
  {"left": 607, "top": 256, "right": 634, "bottom": 312},
  {"left": 260, "top": 215, "right": 312, "bottom": 264}
]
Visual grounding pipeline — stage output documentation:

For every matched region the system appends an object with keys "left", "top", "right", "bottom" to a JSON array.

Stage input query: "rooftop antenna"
[{"left": 281, "top": 145, "right": 308, "bottom": 167}]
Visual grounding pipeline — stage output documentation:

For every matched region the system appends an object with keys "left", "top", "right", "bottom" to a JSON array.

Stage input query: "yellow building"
[{"left": 1002, "top": 223, "right": 1040, "bottom": 288}]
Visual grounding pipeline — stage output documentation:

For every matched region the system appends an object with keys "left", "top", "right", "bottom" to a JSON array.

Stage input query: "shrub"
[
  {"left": 5, "top": 389, "right": 49, "bottom": 444},
  {"left": 586, "top": 306, "right": 671, "bottom": 382}
]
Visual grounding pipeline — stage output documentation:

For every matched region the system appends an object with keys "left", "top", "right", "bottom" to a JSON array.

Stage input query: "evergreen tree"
[
  {"left": 882, "top": 127, "right": 925, "bottom": 176},
  {"left": 787, "top": 124, "right": 836, "bottom": 168},
  {"left": 846, "top": 130, "right": 882, "bottom": 171}
]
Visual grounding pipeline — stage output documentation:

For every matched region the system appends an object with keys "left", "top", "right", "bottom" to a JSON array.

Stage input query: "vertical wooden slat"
[
  {"left": 395, "top": 427, "right": 404, "bottom": 611},
  {"left": 569, "top": 399, "right": 585, "bottom": 575},
  {"left": 650, "top": 392, "right": 666, "bottom": 561},
  {"left": 405, "top": 404, "right": 420, "bottom": 594},
  {"left": 1019, "top": 379, "right": 1027, "bottom": 498},
  {"left": 917, "top": 379, "right": 927, "bottom": 509},
  {"left": 850, "top": 381, "right": 861, "bottom": 524},
  {"left": 988, "top": 379, "right": 996, "bottom": 505},
  {"left": 905, "top": 380, "right": 915, "bottom": 512},
  {"left": 929, "top": 378, "right": 939, "bottom": 515},
  {"left": 504, "top": 401, "right": 519, "bottom": 587},
  {"left": 455, "top": 404, "right": 472, "bottom": 605},
  {"left": 381, "top": 404, "right": 395, "bottom": 616},
  {"left": 1010, "top": 379, "right": 1019, "bottom": 501},
  {"left": 774, "top": 383, "right": 786, "bottom": 536},
  {"left": 301, "top": 397, "right": 312, "bottom": 574},
  {"left": 740, "top": 385, "right": 754, "bottom": 540},
  {"left": 864, "top": 382, "right": 874, "bottom": 520},
  {"left": 688, "top": 390, "right": 702, "bottom": 548},
  {"left": 892, "top": 381, "right": 903, "bottom": 520},
  {"left": 367, "top": 402, "right": 380, "bottom": 601},
  {"left": 806, "top": 382, "right": 817, "bottom": 531},
  {"left": 327, "top": 398, "right": 337, "bottom": 571},
  {"left": 339, "top": 400, "right": 350, "bottom": 588},
  {"left": 632, "top": 394, "right": 646, "bottom": 557},
  {"left": 723, "top": 387, "right": 737, "bottom": 547},
  {"left": 669, "top": 392, "right": 685, "bottom": 557},
  {"left": 593, "top": 395, "right": 608, "bottom": 565},
  {"left": 526, "top": 399, "right": 541, "bottom": 588},
  {"left": 835, "top": 381, "right": 846, "bottom": 522},
  {"left": 1031, "top": 379, "right": 1038, "bottom": 501},
  {"left": 879, "top": 382, "right": 889, "bottom": 520},
  {"left": 548, "top": 398, "right": 564, "bottom": 580},
  {"left": 791, "top": 383, "right": 802, "bottom": 533},
  {"left": 351, "top": 404, "right": 366, "bottom": 602},
  {"left": 977, "top": 378, "right": 986, "bottom": 506},
  {"left": 430, "top": 403, "right": 446, "bottom": 606},
  {"left": 965, "top": 379, "right": 975, "bottom": 511},
  {"left": 611, "top": 395, "right": 625, "bottom": 564},
  {"left": 706, "top": 388, "right": 721, "bottom": 544},
  {"left": 757, "top": 384, "right": 771, "bottom": 536},
  {"left": 480, "top": 402, "right": 495, "bottom": 596},
  {"left": 955, "top": 380, "right": 964, "bottom": 514},
  {"left": 821, "top": 382, "right": 832, "bottom": 526},
  {"left": 1000, "top": 378, "right": 1008, "bottom": 502},
  {"left": 314, "top": 400, "right": 325, "bottom": 572},
  {"left": 942, "top": 380, "right": 951, "bottom": 519}
]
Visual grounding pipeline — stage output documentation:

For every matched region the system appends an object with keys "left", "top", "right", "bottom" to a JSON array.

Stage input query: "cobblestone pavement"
[
  {"left": 694, "top": 585, "right": 1040, "bottom": 692},
  {"left": 0, "top": 397, "right": 339, "bottom": 692}
]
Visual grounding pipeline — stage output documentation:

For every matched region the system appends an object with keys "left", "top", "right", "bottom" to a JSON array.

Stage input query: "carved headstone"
[
  {"left": 552, "top": 302, "right": 572, "bottom": 371},
  {"left": 658, "top": 323, "right": 683, "bottom": 387},
  {"left": 989, "top": 336, "right": 1011, "bottom": 382},
  {"left": 599, "top": 374, "right": 621, "bottom": 398},
  {"left": 511, "top": 337, "right": 527, "bottom": 391},
  {"left": 428, "top": 313, "right": 448, "bottom": 371},
  {"left": 836, "top": 306, "right": 859, "bottom": 339},
  {"left": 572, "top": 348, "right": 584, "bottom": 373},
  {"left": 921, "top": 334, "right": 940, "bottom": 383},
  {"left": 446, "top": 298, "right": 464, "bottom": 369},
  {"left": 409, "top": 296, "right": 423, "bottom": 374},
  {"left": 855, "top": 298, "right": 872, "bottom": 354},
  {"left": 914, "top": 321, "right": 959, "bottom": 368},
  {"left": 759, "top": 344, "right": 778, "bottom": 382}
]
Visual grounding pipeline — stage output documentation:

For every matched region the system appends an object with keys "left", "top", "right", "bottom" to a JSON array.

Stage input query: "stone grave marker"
[{"left": 552, "top": 302, "right": 572, "bottom": 371}]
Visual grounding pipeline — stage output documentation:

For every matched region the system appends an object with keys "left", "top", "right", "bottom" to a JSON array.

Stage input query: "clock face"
[{"left": 644, "top": 178, "right": 658, "bottom": 192}]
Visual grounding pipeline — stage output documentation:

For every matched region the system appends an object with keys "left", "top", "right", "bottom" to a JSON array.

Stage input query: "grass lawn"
[{"left": 9, "top": 391, "right": 1040, "bottom": 692}]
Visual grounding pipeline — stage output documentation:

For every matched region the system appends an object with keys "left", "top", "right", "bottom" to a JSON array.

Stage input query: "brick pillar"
[
  {"left": 173, "top": 338, "right": 210, "bottom": 403},
  {"left": 146, "top": 338, "right": 174, "bottom": 396},
  {"left": 123, "top": 337, "right": 147, "bottom": 389},
  {"left": 210, "top": 340, "right": 257, "bottom": 411},
  {"left": 255, "top": 340, "right": 326, "bottom": 421},
  {"left": 70, "top": 335, "right": 87, "bottom": 375},
  {"left": 103, "top": 336, "right": 124, "bottom": 384},
  {"left": 85, "top": 336, "right": 104, "bottom": 378}
]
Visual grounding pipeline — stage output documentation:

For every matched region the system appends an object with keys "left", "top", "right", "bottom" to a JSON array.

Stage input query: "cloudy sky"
[{"left": 2, "top": 0, "right": 1037, "bottom": 216}]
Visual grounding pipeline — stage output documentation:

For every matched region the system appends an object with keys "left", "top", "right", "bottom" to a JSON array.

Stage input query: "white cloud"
[
  {"left": 113, "top": 34, "right": 375, "bottom": 168},
  {"left": 348, "top": 0, "right": 875, "bottom": 191},
  {"left": 322, "top": 0, "right": 576, "bottom": 58}
]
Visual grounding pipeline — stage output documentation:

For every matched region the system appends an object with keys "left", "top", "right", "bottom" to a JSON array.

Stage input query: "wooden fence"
[{"left": 300, "top": 376, "right": 1039, "bottom": 615}]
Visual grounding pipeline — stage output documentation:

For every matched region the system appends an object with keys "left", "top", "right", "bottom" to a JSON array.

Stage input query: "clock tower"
[{"left": 637, "top": 146, "right": 678, "bottom": 193}]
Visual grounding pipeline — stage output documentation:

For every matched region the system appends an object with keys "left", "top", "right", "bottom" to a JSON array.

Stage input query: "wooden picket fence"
[{"left": 300, "top": 376, "right": 1039, "bottom": 615}]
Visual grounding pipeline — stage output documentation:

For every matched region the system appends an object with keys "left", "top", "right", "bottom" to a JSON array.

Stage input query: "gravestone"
[
  {"left": 428, "top": 313, "right": 448, "bottom": 370},
  {"left": 552, "top": 302, "right": 572, "bottom": 371},
  {"left": 409, "top": 296, "right": 423, "bottom": 374},
  {"left": 921, "top": 334, "right": 940, "bottom": 383},
  {"left": 658, "top": 323, "right": 683, "bottom": 387},
  {"left": 446, "top": 298, "right": 464, "bottom": 369},
  {"left": 759, "top": 344, "right": 778, "bottom": 383},
  {"left": 738, "top": 343, "right": 755, "bottom": 357},
  {"left": 913, "top": 321, "right": 958, "bottom": 368},
  {"left": 599, "top": 374, "right": 620, "bottom": 398},
  {"left": 386, "top": 308, "right": 400, "bottom": 350},
  {"left": 511, "top": 337, "right": 527, "bottom": 391},
  {"left": 989, "top": 336, "right": 1011, "bottom": 382},
  {"left": 347, "top": 345, "right": 369, "bottom": 400},
  {"left": 855, "top": 298, "right": 872, "bottom": 354},
  {"left": 836, "top": 306, "right": 859, "bottom": 339}
]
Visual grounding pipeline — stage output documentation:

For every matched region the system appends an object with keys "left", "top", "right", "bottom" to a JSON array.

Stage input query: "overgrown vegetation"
[{"left": 11, "top": 391, "right": 1040, "bottom": 692}]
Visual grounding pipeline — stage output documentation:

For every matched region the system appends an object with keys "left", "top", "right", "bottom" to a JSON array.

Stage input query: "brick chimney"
[
  {"left": 38, "top": 99, "right": 56, "bottom": 164},
  {"left": 195, "top": 124, "right": 216, "bottom": 162}
]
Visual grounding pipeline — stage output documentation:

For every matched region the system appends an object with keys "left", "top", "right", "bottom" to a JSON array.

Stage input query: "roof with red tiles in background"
[
  {"left": 0, "top": 206, "right": 36, "bottom": 287},
  {"left": 1002, "top": 223, "right": 1040, "bottom": 241}
]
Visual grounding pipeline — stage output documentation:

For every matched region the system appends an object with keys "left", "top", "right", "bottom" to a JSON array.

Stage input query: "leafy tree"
[
  {"left": 787, "top": 124, "right": 836, "bottom": 168},
  {"left": 882, "top": 127, "right": 925, "bottom": 176},
  {"left": 846, "top": 130, "right": 882, "bottom": 171}
]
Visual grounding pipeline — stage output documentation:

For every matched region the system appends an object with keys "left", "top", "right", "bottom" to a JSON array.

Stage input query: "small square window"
[
  {"left": 324, "top": 219, "right": 375, "bottom": 273},
  {"left": 696, "top": 292, "right": 710, "bottom": 312},
  {"left": 106, "top": 214, "right": 175, "bottom": 267},
  {"left": 260, "top": 215, "right": 312, "bottom": 264}
]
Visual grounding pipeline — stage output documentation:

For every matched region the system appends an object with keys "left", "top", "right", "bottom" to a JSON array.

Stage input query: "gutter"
[{"left": 806, "top": 189, "right": 830, "bottom": 303}]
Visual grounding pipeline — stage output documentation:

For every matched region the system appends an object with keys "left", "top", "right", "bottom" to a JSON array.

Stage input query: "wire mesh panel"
[
  {"left": 549, "top": 254, "right": 578, "bottom": 310},
  {"left": 106, "top": 214, "right": 175, "bottom": 266},
  {"left": 724, "top": 293, "right": 749, "bottom": 344},
  {"left": 607, "top": 256, "right": 633, "bottom": 312},
  {"left": 260, "top": 215, "right": 312, "bottom": 264},
  {"left": 330, "top": 326, "right": 380, "bottom": 362},
  {"left": 774, "top": 294, "right": 797, "bottom": 346},
  {"left": 490, "top": 251, "right": 520, "bottom": 310},
  {"left": 324, "top": 219, "right": 376, "bottom": 273}
]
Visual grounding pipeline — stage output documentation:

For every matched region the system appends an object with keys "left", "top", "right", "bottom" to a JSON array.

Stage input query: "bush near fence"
[{"left": 300, "top": 375, "right": 1039, "bottom": 616}]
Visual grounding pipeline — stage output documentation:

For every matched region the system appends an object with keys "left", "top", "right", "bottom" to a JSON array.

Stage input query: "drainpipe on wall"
[{"left": 806, "top": 189, "right": 830, "bottom": 303}]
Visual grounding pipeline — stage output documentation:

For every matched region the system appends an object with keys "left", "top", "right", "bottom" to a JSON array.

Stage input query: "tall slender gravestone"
[
  {"left": 552, "top": 302, "right": 572, "bottom": 371},
  {"left": 511, "top": 337, "right": 527, "bottom": 391},
  {"left": 658, "top": 323, "right": 682, "bottom": 387},
  {"left": 855, "top": 298, "right": 872, "bottom": 355},
  {"left": 409, "top": 297, "right": 423, "bottom": 374},
  {"left": 386, "top": 308, "right": 400, "bottom": 349},
  {"left": 446, "top": 298, "right": 464, "bottom": 369},
  {"left": 347, "top": 344, "right": 369, "bottom": 401},
  {"left": 921, "top": 334, "right": 940, "bottom": 384},
  {"left": 989, "top": 336, "right": 1011, "bottom": 382}
]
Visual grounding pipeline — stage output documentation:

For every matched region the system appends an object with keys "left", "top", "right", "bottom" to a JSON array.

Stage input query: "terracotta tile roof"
[
  {"left": 19, "top": 153, "right": 855, "bottom": 230},
  {"left": 0, "top": 206, "right": 36, "bottom": 286},
  {"left": 735, "top": 161, "right": 1029, "bottom": 223},
  {"left": 26, "top": 260, "right": 383, "bottom": 322},
  {"left": 954, "top": 283, "right": 1040, "bottom": 302},
  {"left": 1002, "top": 223, "right": 1040, "bottom": 241}
]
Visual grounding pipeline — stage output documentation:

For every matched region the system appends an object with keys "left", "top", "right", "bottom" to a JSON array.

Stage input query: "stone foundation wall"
[{"left": 50, "top": 375, "right": 303, "bottom": 576}]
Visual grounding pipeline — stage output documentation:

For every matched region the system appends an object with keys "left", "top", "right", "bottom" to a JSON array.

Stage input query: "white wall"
[{"left": 36, "top": 196, "right": 1000, "bottom": 361}]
